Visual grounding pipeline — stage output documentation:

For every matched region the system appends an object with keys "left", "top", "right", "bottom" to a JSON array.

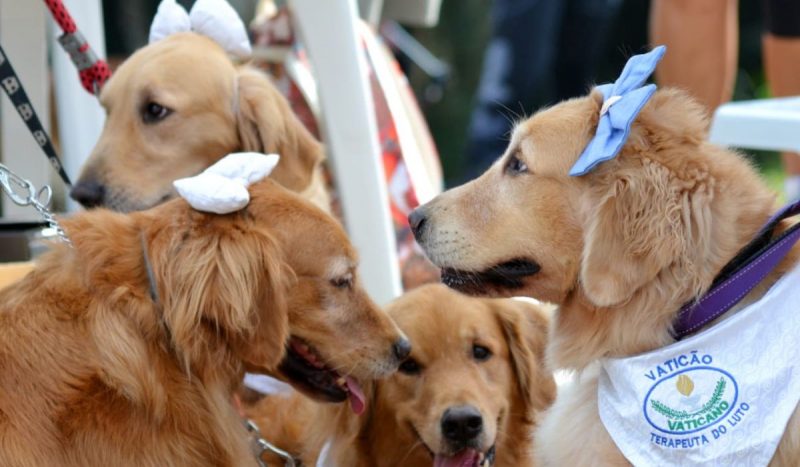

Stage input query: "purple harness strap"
[{"left": 673, "top": 199, "right": 800, "bottom": 339}]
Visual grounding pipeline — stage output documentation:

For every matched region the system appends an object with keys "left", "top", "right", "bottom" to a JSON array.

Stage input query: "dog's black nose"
[
  {"left": 441, "top": 405, "right": 483, "bottom": 444},
  {"left": 408, "top": 207, "right": 427, "bottom": 239},
  {"left": 70, "top": 180, "right": 105, "bottom": 208},
  {"left": 392, "top": 338, "right": 412, "bottom": 361}
]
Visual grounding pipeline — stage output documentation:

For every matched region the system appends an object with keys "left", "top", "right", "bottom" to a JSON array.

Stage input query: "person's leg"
[
  {"left": 461, "top": 0, "right": 564, "bottom": 182},
  {"left": 763, "top": 0, "right": 800, "bottom": 200},
  {"left": 554, "top": 0, "right": 623, "bottom": 101},
  {"left": 649, "top": 0, "right": 738, "bottom": 112}
]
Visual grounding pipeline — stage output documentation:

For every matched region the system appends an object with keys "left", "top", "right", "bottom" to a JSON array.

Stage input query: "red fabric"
[
  {"left": 79, "top": 61, "right": 111, "bottom": 95},
  {"left": 44, "top": 0, "right": 77, "bottom": 34},
  {"left": 44, "top": 0, "right": 111, "bottom": 95}
]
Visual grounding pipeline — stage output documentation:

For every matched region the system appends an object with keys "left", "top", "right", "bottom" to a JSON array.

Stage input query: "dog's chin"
[
  {"left": 433, "top": 446, "right": 496, "bottom": 467},
  {"left": 277, "top": 337, "right": 367, "bottom": 415},
  {"left": 410, "top": 423, "right": 497, "bottom": 467},
  {"left": 440, "top": 259, "right": 541, "bottom": 297}
]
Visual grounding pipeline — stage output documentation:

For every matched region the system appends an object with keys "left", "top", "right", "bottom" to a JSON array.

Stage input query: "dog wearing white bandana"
[{"left": 408, "top": 46, "right": 800, "bottom": 466}]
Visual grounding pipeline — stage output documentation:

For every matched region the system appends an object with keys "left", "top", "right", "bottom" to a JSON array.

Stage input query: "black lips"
[
  {"left": 277, "top": 345, "right": 347, "bottom": 403},
  {"left": 441, "top": 259, "right": 540, "bottom": 294}
]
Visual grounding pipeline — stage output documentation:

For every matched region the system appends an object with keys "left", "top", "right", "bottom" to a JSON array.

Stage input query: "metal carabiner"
[
  {"left": 245, "top": 419, "right": 297, "bottom": 467},
  {"left": 0, "top": 163, "right": 35, "bottom": 206}
]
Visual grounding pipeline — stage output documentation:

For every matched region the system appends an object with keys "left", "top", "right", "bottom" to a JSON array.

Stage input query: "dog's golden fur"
[
  {"left": 0, "top": 180, "right": 403, "bottom": 466},
  {"left": 75, "top": 32, "right": 328, "bottom": 212},
  {"left": 413, "top": 88, "right": 800, "bottom": 465},
  {"left": 247, "top": 285, "right": 556, "bottom": 466}
]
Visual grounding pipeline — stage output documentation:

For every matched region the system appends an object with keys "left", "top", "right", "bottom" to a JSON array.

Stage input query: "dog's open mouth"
[
  {"left": 440, "top": 258, "right": 540, "bottom": 294},
  {"left": 433, "top": 446, "right": 496, "bottom": 467},
  {"left": 277, "top": 337, "right": 366, "bottom": 415}
]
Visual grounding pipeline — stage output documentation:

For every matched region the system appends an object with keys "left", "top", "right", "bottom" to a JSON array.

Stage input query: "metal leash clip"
[
  {"left": 0, "top": 163, "right": 72, "bottom": 246},
  {"left": 244, "top": 419, "right": 297, "bottom": 467}
]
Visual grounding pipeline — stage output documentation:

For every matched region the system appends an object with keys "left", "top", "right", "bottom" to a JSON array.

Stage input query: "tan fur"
[
  {"left": 413, "top": 88, "right": 800, "bottom": 465},
  {"left": 76, "top": 33, "right": 328, "bottom": 212},
  {"left": 247, "top": 285, "right": 556, "bottom": 466},
  {"left": 0, "top": 180, "right": 402, "bottom": 466}
]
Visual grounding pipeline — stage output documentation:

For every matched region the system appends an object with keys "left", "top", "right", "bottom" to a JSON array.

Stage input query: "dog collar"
[
  {"left": 673, "top": 198, "right": 800, "bottom": 338},
  {"left": 140, "top": 233, "right": 160, "bottom": 304}
]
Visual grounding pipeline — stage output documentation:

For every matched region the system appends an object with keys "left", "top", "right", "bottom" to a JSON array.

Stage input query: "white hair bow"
[
  {"left": 149, "top": 0, "right": 252, "bottom": 58},
  {"left": 173, "top": 152, "right": 279, "bottom": 214}
]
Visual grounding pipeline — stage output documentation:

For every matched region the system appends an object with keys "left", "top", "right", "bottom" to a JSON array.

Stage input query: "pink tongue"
[
  {"left": 433, "top": 449, "right": 480, "bottom": 467},
  {"left": 344, "top": 376, "right": 366, "bottom": 415}
]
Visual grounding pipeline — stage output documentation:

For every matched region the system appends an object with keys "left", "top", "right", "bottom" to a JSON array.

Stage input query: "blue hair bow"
[{"left": 569, "top": 45, "right": 666, "bottom": 176}]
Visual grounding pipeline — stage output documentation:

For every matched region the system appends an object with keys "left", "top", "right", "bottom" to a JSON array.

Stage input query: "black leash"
[{"left": 0, "top": 43, "right": 72, "bottom": 187}]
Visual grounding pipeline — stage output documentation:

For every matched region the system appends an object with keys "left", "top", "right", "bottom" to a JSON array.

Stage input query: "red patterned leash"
[{"left": 44, "top": 0, "right": 111, "bottom": 96}]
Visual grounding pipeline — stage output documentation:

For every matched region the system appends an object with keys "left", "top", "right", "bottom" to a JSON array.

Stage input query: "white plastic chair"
[
  {"left": 709, "top": 96, "right": 800, "bottom": 153},
  {"left": 291, "top": 0, "right": 402, "bottom": 305}
]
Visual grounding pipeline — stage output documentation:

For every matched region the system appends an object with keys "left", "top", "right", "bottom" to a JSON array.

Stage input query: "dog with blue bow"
[{"left": 411, "top": 47, "right": 800, "bottom": 465}]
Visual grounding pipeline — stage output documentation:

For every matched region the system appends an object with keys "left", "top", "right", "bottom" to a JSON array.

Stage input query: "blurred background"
[
  {"left": 404, "top": 0, "right": 781, "bottom": 188},
  {"left": 99, "top": 0, "right": 783, "bottom": 189},
  {"left": 0, "top": 0, "right": 796, "bottom": 294}
]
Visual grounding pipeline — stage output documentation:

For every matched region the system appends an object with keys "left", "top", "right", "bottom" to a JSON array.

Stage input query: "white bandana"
[{"left": 598, "top": 262, "right": 800, "bottom": 466}]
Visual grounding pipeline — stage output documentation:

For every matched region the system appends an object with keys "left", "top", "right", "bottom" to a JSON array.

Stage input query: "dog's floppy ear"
[
  {"left": 579, "top": 89, "right": 712, "bottom": 307},
  {"left": 235, "top": 68, "right": 323, "bottom": 193},
  {"left": 149, "top": 209, "right": 291, "bottom": 373},
  {"left": 493, "top": 300, "right": 555, "bottom": 414}
]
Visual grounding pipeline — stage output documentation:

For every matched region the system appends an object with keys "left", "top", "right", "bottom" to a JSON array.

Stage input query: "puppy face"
[
  {"left": 137, "top": 180, "right": 406, "bottom": 410},
  {"left": 73, "top": 33, "right": 322, "bottom": 212},
  {"left": 379, "top": 285, "right": 554, "bottom": 465},
  {"left": 242, "top": 181, "right": 409, "bottom": 412}
]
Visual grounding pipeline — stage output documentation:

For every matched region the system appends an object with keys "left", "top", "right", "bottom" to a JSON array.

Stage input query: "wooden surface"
[{"left": 0, "top": 261, "right": 33, "bottom": 290}]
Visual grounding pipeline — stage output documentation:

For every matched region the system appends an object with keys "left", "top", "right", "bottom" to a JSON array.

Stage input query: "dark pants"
[
  {"left": 764, "top": 0, "right": 800, "bottom": 37},
  {"left": 462, "top": 0, "right": 622, "bottom": 182}
]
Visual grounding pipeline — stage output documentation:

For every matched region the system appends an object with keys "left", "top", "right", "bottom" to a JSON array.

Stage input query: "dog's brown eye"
[
  {"left": 330, "top": 274, "right": 353, "bottom": 289},
  {"left": 399, "top": 357, "right": 421, "bottom": 375},
  {"left": 504, "top": 154, "right": 528, "bottom": 175},
  {"left": 472, "top": 344, "right": 492, "bottom": 361},
  {"left": 142, "top": 102, "right": 172, "bottom": 124}
]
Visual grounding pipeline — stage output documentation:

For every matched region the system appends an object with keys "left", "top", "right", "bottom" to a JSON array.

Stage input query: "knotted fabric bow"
[
  {"left": 569, "top": 45, "right": 666, "bottom": 176},
  {"left": 174, "top": 152, "right": 279, "bottom": 214},
  {"left": 149, "top": 0, "right": 252, "bottom": 58}
]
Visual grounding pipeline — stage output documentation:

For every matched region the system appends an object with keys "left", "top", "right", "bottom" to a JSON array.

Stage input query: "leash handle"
[{"left": 44, "top": 0, "right": 111, "bottom": 96}]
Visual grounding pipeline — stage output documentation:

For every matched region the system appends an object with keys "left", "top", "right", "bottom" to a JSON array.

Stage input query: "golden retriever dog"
[
  {"left": 409, "top": 88, "right": 800, "bottom": 465},
  {"left": 0, "top": 179, "right": 407, "bottom": 466},
  {"left": 247, "top": 284, "right": 556, "bottom": 467},
  {"left": 71, "top": 32, "right": 329, "bottom": 213}
]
